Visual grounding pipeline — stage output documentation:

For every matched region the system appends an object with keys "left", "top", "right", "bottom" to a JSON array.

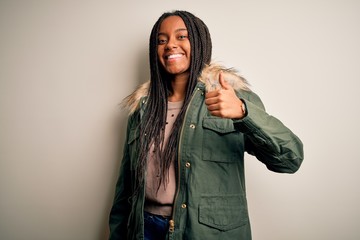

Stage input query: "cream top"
[{"left": 144, "top": 101, "right": 183, "bottom": 216}]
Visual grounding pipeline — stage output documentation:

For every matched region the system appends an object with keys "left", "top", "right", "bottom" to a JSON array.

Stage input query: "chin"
[
  {"left": 169, "top": 69, "right": 188, "bottom": 76},
  {"left": 165, "top": 65, "right": 189, "bottom": 75}
]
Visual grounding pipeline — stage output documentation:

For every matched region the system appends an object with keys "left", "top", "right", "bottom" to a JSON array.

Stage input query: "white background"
[{"left": 1, "top": 1, "right": 359, "bottom": 239}]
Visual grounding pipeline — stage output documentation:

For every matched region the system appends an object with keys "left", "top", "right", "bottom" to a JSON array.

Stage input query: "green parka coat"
[{"left": 109, "top": 64, "right": 304, "bottom": 240}]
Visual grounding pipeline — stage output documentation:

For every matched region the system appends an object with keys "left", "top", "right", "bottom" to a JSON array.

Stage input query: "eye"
[
  {"left": 158, "top": 39, "right": 167, "bottom": 45},
  {"left": 178, "top": 35, "right": 188, "bottom": 40}
]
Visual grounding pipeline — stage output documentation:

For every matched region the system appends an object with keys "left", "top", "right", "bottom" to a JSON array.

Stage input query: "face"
[{"left": 157, "top": 16, "right": 191, "bottom": 77}]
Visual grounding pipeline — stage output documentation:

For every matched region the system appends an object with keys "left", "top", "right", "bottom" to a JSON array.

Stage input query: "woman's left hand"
[{"left": 205, "top": 72, "right": 245, "bottom": 119}]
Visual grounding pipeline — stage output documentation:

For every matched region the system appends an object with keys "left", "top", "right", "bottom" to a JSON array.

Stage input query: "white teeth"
[{"left": 167, "top": 54, "right": 182, "bottom": 59}]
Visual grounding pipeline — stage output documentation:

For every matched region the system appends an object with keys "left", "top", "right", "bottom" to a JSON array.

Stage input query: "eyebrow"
[{"left": 158, "top": 28, "right": 188, "bottom": 36}]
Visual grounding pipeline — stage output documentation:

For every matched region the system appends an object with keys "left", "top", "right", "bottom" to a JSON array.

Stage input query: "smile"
[{"left": 165, "top": 54, "right": 183, "bottom": 60}]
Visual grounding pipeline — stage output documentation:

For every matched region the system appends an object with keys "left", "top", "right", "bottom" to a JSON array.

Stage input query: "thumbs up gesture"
[{"left": 205, "top": 72, "right": 245, "bottom": 119}]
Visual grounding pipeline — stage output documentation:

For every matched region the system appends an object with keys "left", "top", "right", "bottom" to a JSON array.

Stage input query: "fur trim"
[
  {"left": 120, "top": 81, "right": 149, "bottom": 114},
  {"left": 198, "top": 63, "right": 250, "bottom": 92},
  {"left": 121, "top": 63, "right": 250, "bottom": 114}
]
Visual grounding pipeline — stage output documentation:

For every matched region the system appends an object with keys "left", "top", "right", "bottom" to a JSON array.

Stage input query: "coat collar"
[{"left": 121, "top": 63, "right": 250, "bottom": 114}]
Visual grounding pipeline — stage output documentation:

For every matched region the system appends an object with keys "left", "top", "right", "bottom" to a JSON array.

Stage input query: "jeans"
[{"left": 144, "top": 211, "right": 170, "bottom": 240}]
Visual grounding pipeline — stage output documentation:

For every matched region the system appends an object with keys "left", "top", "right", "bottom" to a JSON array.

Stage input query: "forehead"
[{"left": 159, "top": 16, "right": 187, "bottom": 32}]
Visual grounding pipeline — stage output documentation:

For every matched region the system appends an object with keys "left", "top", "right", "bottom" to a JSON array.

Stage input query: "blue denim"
[{"left": 144, "top": 211, "right": 170, "bottom": 240}]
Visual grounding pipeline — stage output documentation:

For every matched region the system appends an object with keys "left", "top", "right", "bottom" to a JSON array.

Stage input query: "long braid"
[{"left": 135, "top": 10, "right": 212, "bottom": 193}]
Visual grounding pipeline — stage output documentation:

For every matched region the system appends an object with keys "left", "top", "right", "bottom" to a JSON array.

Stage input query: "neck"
[{"left": 168, "top": 72, "right": 189, "bottom": 102}]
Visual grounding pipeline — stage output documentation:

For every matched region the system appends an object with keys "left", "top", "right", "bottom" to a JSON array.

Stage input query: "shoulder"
[{"left": 121, "top": 81, "right": 150, "bottom": 115}]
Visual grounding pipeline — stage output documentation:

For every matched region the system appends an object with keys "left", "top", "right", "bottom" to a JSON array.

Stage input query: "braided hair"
[{"left": 135, "top": 10, "right": 212, "bottom": 192}]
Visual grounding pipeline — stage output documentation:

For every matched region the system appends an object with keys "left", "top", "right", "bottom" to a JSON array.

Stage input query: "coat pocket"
[
  {"left": 202, "top": 117, "right": 244, "bottom": 162},
  {"left": 199, "top": 194, "right": 248, "bottom": 231}
]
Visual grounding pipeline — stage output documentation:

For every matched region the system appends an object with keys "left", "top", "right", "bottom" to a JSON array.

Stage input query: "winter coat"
[{"left": 109, "top": 63, "right": 304, "bottom": 240}]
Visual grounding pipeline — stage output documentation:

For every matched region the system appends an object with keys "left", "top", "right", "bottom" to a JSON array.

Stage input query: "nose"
[{"left": 165, "top": 37, "right": 177, "bottom": 50}]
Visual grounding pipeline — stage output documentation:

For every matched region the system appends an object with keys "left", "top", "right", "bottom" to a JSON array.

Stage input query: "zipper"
[{"left": 169, "top": 87, "right": 201, "bottom": 233}]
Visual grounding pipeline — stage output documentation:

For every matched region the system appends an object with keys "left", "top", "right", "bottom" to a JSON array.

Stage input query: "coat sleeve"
[
  {"left": 108, "top": 116, "right": 133, "bottom": 239},
  {"left": 233, "top": 90, "right": 304, "bottom": 173}
]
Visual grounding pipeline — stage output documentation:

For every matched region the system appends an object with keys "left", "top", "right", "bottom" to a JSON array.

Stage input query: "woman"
[{"left": 109, "top": 10, "right": 303, "bottom": 240}]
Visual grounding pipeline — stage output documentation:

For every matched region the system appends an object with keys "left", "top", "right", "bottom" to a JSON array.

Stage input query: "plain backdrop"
[{"left": 1, "top": 0, "right": 360, "bottom": 239}]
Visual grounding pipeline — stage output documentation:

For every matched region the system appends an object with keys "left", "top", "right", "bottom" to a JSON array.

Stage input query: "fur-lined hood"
[{"left": 122, "top": 63, "right": 250, "bottom": 114}]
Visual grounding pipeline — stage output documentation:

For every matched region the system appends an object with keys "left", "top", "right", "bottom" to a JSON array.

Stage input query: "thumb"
[{"left": 219, "top": 72, "right": 231, "bottom": 90}]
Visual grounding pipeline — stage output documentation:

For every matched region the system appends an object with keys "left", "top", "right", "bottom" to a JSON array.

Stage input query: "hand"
[{"left": 205, "top": 72, "right": 245, "bottom": 119}]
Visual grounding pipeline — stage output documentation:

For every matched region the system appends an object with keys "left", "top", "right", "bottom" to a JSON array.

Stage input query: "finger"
[
  {"left": 208, "top": 110, "right": 225, "bottom": 118},
  {"left": 207, "top": 103, "right": 220, "bottom": 111},
  {"left": 219, "top": 72, "right": 231, "bottom": 90},
  {"left": 204, "top": 97, "right": 218, "bottom": 105},
  {"left": 205, "top": 91, "right": 219, "bottom": 99}
]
